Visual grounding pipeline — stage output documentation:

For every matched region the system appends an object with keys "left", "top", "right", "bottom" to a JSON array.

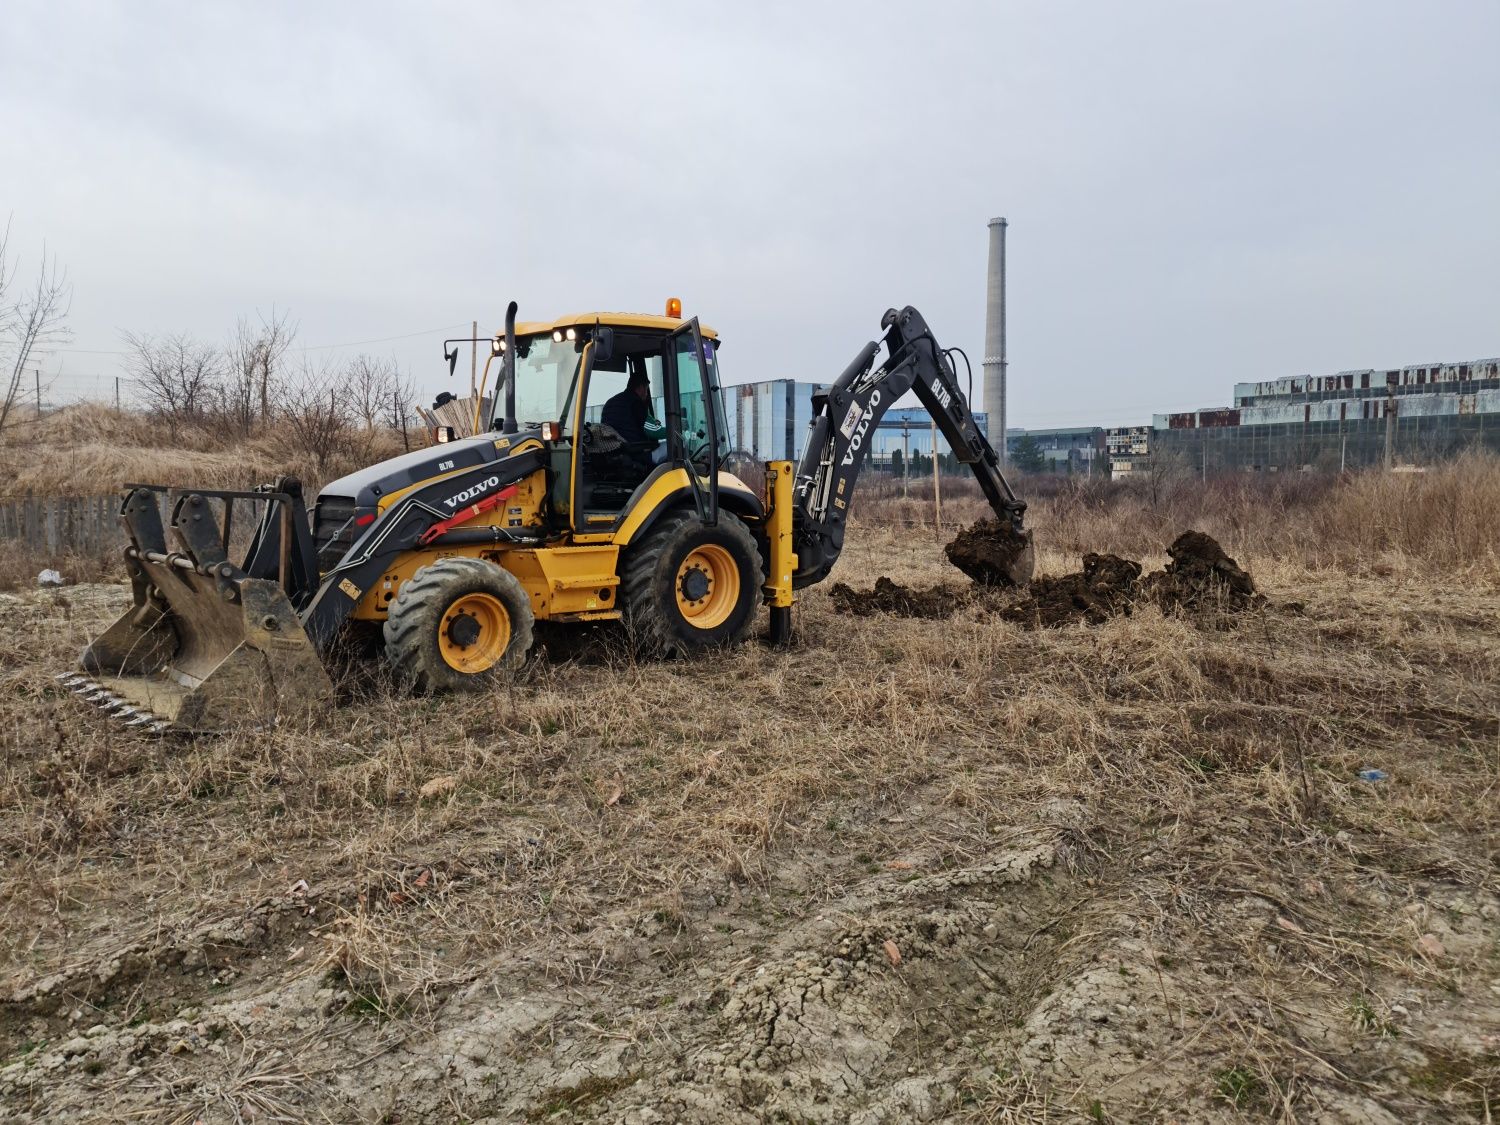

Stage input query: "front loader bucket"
[{"left": 72, "top": 485, "right": 334, "bottom": 734}]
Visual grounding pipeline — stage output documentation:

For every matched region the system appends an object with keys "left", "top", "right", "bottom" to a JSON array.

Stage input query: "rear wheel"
[
  {"left": 623, "top": 511, "right": 763, "bottom": 657},
  {"left": 383, "top": 556, "right": 534, "bottom": 692}
]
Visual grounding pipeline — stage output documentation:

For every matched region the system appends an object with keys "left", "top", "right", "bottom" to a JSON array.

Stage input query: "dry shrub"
[
  {"left": 857, "top": 454, "right": 1500, "bottom": 579},
  {"left": 0, "top": 402, "right": 418, "bottom": 500}
]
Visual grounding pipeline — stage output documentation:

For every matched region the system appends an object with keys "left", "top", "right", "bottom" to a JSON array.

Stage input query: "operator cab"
[{"left": 496, "top": 307, "right": 729, "bottom": 533}]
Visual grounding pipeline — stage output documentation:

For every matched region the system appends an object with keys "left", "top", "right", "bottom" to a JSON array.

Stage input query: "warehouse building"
[{"left": 1109, "top": 357, "right": 1500, "bottom": 476}]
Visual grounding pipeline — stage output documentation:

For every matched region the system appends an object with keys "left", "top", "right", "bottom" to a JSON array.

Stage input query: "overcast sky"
[{"left": 3, "top": 1, "right": 1497, "bottom": 428}]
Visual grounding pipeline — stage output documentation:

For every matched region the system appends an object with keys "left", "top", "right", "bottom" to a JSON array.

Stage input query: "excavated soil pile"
[
  {"left": 1000, "top": 531, "right": 1262, "bottom": 629},
  {"left": 944, "top": 518, "right": 1032, "bottom": 586},
  {"left": 1139, "top": 529, "right": 1263, "bottom": 613},
  {"left": 828, "top": 576, "right": 962, "bottom": 619},
  {"left": 838, "top": 531, "right": 1260, "bottom": 629},
  {"left": 998, "top": 553, "right": 1142, "bottom": 628}
]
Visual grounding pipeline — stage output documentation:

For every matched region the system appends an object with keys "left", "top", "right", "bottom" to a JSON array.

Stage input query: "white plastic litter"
[{"left": 37, "top": 569, "right": 64, "bottom": 587}]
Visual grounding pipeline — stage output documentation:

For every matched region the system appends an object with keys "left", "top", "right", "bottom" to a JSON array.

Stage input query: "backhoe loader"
[{"left": 61, "top": 302, "right": 1033, "bottom": 732}]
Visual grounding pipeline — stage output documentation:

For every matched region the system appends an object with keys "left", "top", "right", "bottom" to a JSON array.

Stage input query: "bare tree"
[
  {"left": 345, "top": 354, "right": 401, "bottom": 431},
  {"left": 279, "top": 363, "right": 353, "bottom": 476},
  {"left": 123, "top": 331, "right": 223, "bottom": 421},
  {"left": 0, "top": 219, "right": 72, "bottom": 438},
  {"left": 221, "top": 309, "right": 296, "bottom": 433},
  {"left": 1136, "top": 438, "right": 1194, "bottom": 508},
  {"left": 382, "top": 367, "right": 419, "bottom": 450}
]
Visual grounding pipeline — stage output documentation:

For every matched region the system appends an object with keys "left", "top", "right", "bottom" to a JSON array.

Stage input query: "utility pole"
[
  {"left": 35, "top": 370, "right": 41, "bottom": 418},
  {"left": 470, "top": 319, "right": 478, "bottom": 401},
  {"left": 259, "top": 343, "right": 270, "bottom": 422},
  {"left": 901, "top": 418, "right": 911, "bottom": 498},
  {"left": 931, "top": 420, "right": 942, "bottom": 532},
  {"left": 114, "top": 376, "right": 120, "bottom": 411},
  {"left": 1384, "top": 394, "right": 1396, "bottom": 470}
]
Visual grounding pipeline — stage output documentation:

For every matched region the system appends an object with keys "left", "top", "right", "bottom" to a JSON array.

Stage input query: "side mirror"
[
  {"left": 444, "top": 347, "right": 458, "bottom": 377},
  {"left": 592, "top": 327, "right": 614, "bottom": 364}
]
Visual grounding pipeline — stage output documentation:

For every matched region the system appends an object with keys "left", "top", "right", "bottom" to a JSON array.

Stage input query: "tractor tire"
[
  {"left": 623, "top": 510, "right": 764, "bottom": 657},
  {"left": 383, "top": 556, "right": 534, "bottom": 693}
]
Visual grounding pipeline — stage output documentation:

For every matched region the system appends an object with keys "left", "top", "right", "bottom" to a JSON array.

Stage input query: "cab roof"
[{"left": 508, "top": 311, "right": 719, "bottom": 341}]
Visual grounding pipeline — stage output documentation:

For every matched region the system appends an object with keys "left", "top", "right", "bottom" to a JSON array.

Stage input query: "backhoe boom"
[{"left": 791, "top": 306, "right": 1028, "bottom": 587}]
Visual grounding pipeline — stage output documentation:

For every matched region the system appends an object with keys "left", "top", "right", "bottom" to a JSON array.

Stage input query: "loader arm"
[{"left": 791, "top": 305, "right": 1029, "bottom": 587}]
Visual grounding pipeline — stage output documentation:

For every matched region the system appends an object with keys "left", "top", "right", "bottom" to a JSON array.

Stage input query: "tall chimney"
[{"left": 983, "top": 216, "right": 1008, "bottom": 465}]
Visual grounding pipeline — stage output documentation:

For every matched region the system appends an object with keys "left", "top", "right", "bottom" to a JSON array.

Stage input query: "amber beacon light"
[{"left": 665, "top": 297, "right": 682, "bottom": 318}]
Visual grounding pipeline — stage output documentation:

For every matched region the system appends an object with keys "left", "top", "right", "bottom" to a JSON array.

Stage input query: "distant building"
[
  {"left": 1006, "top": 426, "right": 1106, "bottom": 474},
  {"left": 1144, "top": 358, "right": 1500, "bottom": 474},
  {"left": 868, "top": 407, "right": 990, "bottom": 466},
  {"left": 721, "top": 379, "right": 816, "bottom": 463},
  {"left": 1105, "top": 426, "right": 1150, "bottom": 476}
]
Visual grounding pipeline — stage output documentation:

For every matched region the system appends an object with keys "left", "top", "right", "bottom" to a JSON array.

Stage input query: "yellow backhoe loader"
[{"left": 62, "top": 302, "right": 1033, "bottom": 732}]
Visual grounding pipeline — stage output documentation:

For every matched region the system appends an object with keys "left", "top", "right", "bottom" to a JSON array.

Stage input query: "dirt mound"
[
  {"left": 944, "top": 519, "right": 1032, "bottom": 586},
  {"left": 1139, "top": 529, "right": 1262, "bottom": 612},
  {"left": 999, "top": 531, "right": 1261, "bottom": 629},
  {"left": 999, "top": 553, "right": 1141, "bottom": 628},
  {"left": 829, "top": 576, "right": 961, "bottom": 619}
]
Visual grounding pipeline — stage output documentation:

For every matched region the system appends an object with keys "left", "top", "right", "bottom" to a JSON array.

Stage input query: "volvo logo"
[
  {"left": 444, "top": 476, "right": 500, "bottom": 509},
  {"left": 839, "top": 389, "right": 881, "bottom": 467}
]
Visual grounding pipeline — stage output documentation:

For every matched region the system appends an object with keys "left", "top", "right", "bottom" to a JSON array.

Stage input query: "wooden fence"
[{"left": 0, "top": 494, "right": 120, "bottom": 555}]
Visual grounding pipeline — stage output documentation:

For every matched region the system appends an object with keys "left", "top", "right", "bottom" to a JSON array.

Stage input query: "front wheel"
[
  {"left": 623, "top": 511, "right": 764, "bottom": 657},
  {"left": 383, "top": 556, "right": 534, "bottom": 692}
]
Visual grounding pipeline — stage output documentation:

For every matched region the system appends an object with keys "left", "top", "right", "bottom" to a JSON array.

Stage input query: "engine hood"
[{"left": 318, "top": 428, "right": 544, "bottom": 508}]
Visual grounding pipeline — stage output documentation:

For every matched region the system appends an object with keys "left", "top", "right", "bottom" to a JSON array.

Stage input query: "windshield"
[{"left": 508, "top": 336, "right": 581, "bottom": 427}]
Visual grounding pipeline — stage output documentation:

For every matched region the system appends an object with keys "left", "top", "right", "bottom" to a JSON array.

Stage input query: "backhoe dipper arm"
[{"left": 791, "top": 305, "right": 1027, "bottom": 587}]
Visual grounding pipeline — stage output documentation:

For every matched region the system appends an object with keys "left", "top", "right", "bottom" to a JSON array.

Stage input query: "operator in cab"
[{"left": 601, "top": 369, "right": 667, "bottom": 471}]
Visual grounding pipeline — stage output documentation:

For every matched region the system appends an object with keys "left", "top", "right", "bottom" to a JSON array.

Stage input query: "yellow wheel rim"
[
  {"left": 438, "top": 592, "right": 511, "bottom": 673},
  {"left": 675, "top": 544, "right": 740, "bottom": 630}
]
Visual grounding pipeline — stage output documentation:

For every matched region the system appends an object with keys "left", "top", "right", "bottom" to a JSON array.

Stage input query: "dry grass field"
[{"left": 0, "top": 430, "right": 1496, "bottom": 1122}]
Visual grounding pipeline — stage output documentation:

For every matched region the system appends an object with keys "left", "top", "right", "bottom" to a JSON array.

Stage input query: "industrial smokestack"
[{"left": 983, "top": 216, "right": 1007, "bottom": 465}]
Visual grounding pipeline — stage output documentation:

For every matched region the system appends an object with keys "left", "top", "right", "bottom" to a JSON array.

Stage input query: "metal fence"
[{"left": 0, "top": 493, "right": 119, "bottom": 555}]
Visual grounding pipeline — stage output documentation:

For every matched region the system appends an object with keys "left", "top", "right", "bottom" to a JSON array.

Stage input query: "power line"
[
  {"left": 54, "top": 321, "right": 471, "bottom": 358},
  {"left": 296, "top": 322, "right": 470, "bottom": 352}
]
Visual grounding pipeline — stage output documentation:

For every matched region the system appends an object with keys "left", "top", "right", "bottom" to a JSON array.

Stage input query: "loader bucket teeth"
[{"left": 73, "top": 485, "right": 335, "bottom": 734}]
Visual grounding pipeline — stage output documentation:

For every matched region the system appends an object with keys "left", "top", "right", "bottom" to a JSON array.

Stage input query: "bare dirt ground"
[{"left": 1, "top": 527, "right": 1497, "bottom": 1122}]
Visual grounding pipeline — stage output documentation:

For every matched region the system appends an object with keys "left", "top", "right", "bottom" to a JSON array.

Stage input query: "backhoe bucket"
[
  {"left": 71, "top": 485, "right": 334, "bottom": 734},
  {"left": 1006, "top": 531, "right": 1036, "bottom": 587},
  {"left": 945, "top": 521, "right": 1036, "bottom": 589}
]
